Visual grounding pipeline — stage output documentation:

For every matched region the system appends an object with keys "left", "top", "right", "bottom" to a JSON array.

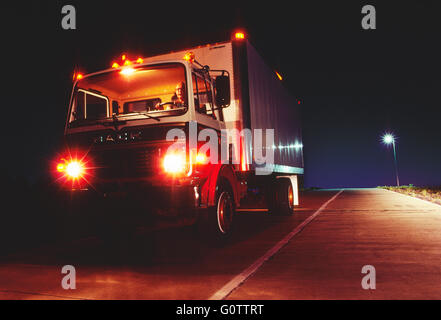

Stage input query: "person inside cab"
[
  {"left": 172, "top": 82, "right": 186, "bottom": 107},
  {"left": 156, "top": 82, "right": 187, "bottom": 110}
]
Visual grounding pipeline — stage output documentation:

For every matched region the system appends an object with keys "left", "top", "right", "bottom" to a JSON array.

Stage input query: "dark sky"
[{"left": 2, "top": 0, "right": 440, "bottom": 188}]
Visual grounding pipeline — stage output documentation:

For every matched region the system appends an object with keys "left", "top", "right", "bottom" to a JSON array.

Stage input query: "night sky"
[{"left": 2, "top": 1, "right": 440, "bottom": 188}]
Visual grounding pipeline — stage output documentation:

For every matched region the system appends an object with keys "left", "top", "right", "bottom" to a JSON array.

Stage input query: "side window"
[
  {"left": 71, "top": 90, "right": 85, "bottom": 121},
  {"left": 192, "top": 74, "right": 200, "bottom": 111},
  {"left": 123, "top": 98, "right": 161, "bottom": 113},
  {"left": 86, "top": 93, "right": 108, "bottom": 120},
  {"left": 193, "top": 74, "right": 215, "bottom": 119},
  {"left": 70, "top": 89, "right": 108, "bottom": 122}
]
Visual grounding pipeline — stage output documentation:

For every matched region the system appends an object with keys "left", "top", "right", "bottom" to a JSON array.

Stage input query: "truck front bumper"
[{"left": 61, "top": 181, "right": 201, "bottom": 218}]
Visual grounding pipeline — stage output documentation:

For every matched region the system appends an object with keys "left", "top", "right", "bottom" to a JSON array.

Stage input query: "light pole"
[{"left": 382, "top": 133, "right": 400, "bottom": 186}]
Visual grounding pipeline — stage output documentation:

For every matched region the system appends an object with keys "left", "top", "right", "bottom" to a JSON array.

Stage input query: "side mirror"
[{"left": 215, "top": 75, "right": 230, "bottom": 108}]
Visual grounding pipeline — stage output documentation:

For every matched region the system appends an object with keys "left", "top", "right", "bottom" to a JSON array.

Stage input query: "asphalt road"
[{"left": 1, "top": 188, "right": 440, "bottom": 300}]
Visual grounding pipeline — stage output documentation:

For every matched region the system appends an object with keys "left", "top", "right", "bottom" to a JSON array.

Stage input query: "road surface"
[{"left": 1, "top": 188, "right": 440, "bottom": 299}]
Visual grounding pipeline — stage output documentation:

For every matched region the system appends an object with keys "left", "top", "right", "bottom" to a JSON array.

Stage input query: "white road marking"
[
  {"left": 236, "top": 208, "right": 315, "bottom": 212},
  {"left": 209, "top": 189, "right": 344, "bottom": 300}
]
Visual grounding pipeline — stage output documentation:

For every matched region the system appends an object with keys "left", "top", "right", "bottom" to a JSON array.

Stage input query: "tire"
[
  {"left": 197, "top": 179, "right": 235, "bottom": 243},
  {"left": 270, "top": 178, "right": 294, "bottom": 216}
]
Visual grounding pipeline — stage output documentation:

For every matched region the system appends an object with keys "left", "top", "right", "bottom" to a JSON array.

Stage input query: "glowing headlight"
[
  {"left": 66, "top": 161, "right": 84, "bottom": 178},
  {"left": 57, "top": 160, "right": 85, "bottom": 179},
  {"left": 163, "top": 153, "right": 186, "bottom": 174}
]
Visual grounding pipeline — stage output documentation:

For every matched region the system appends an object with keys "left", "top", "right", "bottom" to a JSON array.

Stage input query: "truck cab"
[{"left": 56, "top": 55, "right": 239, "bottom": 240}]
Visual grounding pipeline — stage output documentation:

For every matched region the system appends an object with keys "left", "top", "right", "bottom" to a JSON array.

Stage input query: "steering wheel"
[
  {"left": 156, "top": 102, "right": 175, "bottom": 110},
  {"left": 159, "top": 102, "right": 174, "bottom": 107}
]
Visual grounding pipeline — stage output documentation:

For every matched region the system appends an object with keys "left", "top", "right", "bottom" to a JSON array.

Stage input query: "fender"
[{"left": 199, "top": 164, "right": 239, "bottom": 207}]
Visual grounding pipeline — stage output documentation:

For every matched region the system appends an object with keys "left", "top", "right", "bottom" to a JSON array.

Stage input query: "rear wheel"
[{"left": 269, "top": 178, "right": 294, "bottom": 216}]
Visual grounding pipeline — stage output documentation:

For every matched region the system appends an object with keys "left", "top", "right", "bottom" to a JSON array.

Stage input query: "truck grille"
[{"left": 92, "top": 146, "right": 159, "bottom": 180}]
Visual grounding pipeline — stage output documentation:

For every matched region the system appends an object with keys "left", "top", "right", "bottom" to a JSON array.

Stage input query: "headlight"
[
  {"left": 56, "top": 158, "right": 87, "bottom": 181},
  {"left": 65, "top": 161, "right": 85, "bottom": 179},
  {"left": 163, "top": 152, "right": 187, "bottom": 174},
  {"left": 52, "top": 150, "right": 93, "bottom": 190},
  {"left": 57, "top": 160, "right": 85, "bottom": 179}
]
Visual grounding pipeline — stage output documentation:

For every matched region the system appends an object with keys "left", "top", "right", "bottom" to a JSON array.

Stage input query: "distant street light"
[{"left": 382, "top": 133, "right": 400, "bottom": 186}]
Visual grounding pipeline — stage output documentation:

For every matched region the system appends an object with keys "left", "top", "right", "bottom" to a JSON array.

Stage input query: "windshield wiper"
[
  {"left": 95, "top": 115, "right": 126, "bottom": 131},
  {"left": 97, "top": 118, "right": 126, "bottom": 126},
  {"left": 126, "top": 111, "right": 161, "bottom": 122},
  {"left": 79, "top": 112, "right": 160, "bottom": 130}
]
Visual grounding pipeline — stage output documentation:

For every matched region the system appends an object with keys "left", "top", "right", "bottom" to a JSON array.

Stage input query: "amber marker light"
[
  {"left": 56, "top": 162, "right": 66, "bottom": 173},
  {"left": 120, "top": 67, "right": 135, "bottom": 76},
  {"left": 195, "top": 153, "right": 207, "bottom": 164},
  {"left": 235, "top": 32, "right": 245, "bottom": 40},
  {"left": 183, "top": 52, "right": 195, "bottom": 63}
]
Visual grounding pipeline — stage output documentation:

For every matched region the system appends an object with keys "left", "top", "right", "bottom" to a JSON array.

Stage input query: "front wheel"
[
  {"left": 216, "top": 190, "right": 234, "bottom": 235},
  {"left": 197, "top": 180, "right": 235, "bottom": 243}
]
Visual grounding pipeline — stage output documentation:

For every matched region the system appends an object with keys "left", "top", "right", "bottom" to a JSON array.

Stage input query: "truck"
[{"left": 54, "top": 31, "right": 304, "bottom": 242}]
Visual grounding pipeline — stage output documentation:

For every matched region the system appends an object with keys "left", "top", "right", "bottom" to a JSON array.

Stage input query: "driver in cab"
[{"left": 156, "top": 82, "right": 186, "bottom": 110}]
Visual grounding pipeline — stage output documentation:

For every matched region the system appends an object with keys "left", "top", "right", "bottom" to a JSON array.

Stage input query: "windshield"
[{"left": 68, "top": 63, "right": 188, "bottom": 127}]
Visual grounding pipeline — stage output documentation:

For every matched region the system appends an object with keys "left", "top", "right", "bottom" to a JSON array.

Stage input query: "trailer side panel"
[{"left": 246, "top": 42, "right": 304, "bottom": 174}]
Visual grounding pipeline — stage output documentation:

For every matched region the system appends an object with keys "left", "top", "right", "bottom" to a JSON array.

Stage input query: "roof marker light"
[
  {"left": 183, "top": 52, "right": 195, "bottom": 63},
  {"left": 235, "top": 32, "right": 245, "bottom": 40},
  {"left": 112, "top": 54, "right": 145, "bottom": 68},
  {"left": 120, "top": 67, "right": 135, "bottom": 76}
]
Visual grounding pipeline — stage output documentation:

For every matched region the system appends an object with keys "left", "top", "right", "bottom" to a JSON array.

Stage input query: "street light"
[{"left": 382, "top": 132, "right": 400, "bottom": 186}]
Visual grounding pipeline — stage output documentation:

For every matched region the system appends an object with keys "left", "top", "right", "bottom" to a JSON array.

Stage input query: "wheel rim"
[{"left": 217, "top": 191, "right": 233, "bottom": 234}]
